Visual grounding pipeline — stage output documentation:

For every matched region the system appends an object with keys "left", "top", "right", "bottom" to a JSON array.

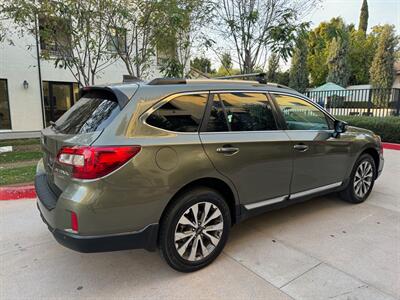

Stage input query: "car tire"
[
  {"left": 339, "top": 153, "right": 376, "bottom": 204},
  {"left": 159, "top": 187, "right": 231, "bottom": 272}
]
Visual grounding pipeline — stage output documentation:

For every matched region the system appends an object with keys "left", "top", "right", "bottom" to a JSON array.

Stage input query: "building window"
[
  {"left": 39, "top": 16, "right": 71, "bottom": 57},
  {"left": 0, "top": 79, "right": 11, "bottom": 130},
  {"left": 43, "top": 81, "right": 79, "bottom": 126},
  {"left": 107, "top": 27, "right": 127, "bottom": 53}
]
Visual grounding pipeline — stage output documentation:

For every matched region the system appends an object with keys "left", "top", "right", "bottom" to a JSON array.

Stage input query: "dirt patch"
[{"left": 1, "top": 159, "right": 39, "bottom": 170}]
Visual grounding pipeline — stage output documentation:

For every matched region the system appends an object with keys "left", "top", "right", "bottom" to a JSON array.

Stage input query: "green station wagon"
[{"left": 35, "top": 78, "right": 384, "bottom": 272}]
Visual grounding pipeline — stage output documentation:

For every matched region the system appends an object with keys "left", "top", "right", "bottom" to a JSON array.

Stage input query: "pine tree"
[
  {"left": 289, "top": 38, "right": 309, "bottom": 93},
  {"left": 267, "top": 53, "right": 280, "bottom": 82},
  {"left": 326, "top": 36, "right": 350, "bottom": 87},
  {"left": 358, "top": 0, "right": 369, "bottom": 33},
  {"left": 370, "top": 25, "right": 397, "bottom": 89}
]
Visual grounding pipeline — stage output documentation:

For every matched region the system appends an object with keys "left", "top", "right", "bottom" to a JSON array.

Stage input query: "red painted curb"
[
  {"left": 382, "top": 143, "right": 400, "bottom": 151},
  {"left": 0, "top": 185, "right": 36, "bottom": 201}
]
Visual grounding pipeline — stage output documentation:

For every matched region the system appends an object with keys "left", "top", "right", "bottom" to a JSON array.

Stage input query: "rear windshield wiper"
[{"left": 49, "top": 121, "right": 60, "bottom": 131}]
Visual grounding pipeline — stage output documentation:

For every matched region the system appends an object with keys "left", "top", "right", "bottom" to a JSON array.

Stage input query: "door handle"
[
  {"left": 216, "top": 146, "right": 239, "bottom": 155},
  {"left": 293, "top": 144, "right": 309, "bottom": 152}
]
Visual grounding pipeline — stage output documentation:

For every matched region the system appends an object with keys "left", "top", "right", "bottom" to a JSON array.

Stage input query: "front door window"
[{"left": 274, "top": 94, "right": 331, "bottom": 130}]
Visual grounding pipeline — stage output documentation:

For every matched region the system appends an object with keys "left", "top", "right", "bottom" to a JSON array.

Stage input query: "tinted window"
[
  {"left": 206, "top": 96, "right": 229, "bottom": 132},
  {"left": 54, "top": 93, "right": 120, "bottom": 134},
  {"left": 208, "top": 93, "right": 277, "bottom": 132},
  {"left": 274, "top": 95, "right": 329, "bottom": 130},
  {"left": 146, "top": 94, "right": 208, "bottom": 132}
]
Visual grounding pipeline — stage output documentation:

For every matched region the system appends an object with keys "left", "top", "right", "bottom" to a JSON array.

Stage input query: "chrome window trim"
[
  {"left": 199, "top": 129, "right": 287, "bottom": 135},
  {"left": 244, "top": 196, "right": 288, "bottom": 210},
  {"left": 289, "top": 181, "right": 343, "bottom": 199}
]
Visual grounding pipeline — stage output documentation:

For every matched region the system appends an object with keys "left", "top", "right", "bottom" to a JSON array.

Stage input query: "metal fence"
[{"left": 305, "top": 88, "right": 400, "bottom": 117}]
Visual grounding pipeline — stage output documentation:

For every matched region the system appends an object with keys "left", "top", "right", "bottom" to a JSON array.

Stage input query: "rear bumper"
[
  {"left": 37, "top": 202, "right": 158, "bottom": 252},
  {"left": 35, "top": 172, "right": 159, "bottom": 253}
]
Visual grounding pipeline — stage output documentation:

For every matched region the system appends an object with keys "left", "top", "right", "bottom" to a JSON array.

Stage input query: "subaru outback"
[{"left": 35, "top": 78, "right": 384, "bottom": 272}]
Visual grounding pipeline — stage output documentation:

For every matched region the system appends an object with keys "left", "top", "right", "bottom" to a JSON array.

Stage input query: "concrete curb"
[{"left": 0, "top": 185, "right": 36, "bottom": 201}]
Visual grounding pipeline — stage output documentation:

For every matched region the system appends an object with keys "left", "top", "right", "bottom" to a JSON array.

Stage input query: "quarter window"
[
  {"left": 146, "top": 94, "right": 208, "bottom": 132},
  {"left": 274, "top": 95, "right": 330, "bottom": 130},
  {"left": 207, "top": 93, "right": 277, "bottom": 132}
]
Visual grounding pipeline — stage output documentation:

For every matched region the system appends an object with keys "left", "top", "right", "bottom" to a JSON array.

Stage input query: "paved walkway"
[{"left": 1, "top": 150, "right": 399, "bottom": 299}]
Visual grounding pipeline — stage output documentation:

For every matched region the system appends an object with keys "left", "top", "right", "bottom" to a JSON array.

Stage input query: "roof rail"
[
  {"left": 266, "top": 82, "right": 294, "bottom": 90},
  {"left": 215, "top": 72, "right": 267, "bottom": 84},
  {"left": 148, "top": 78, "right": 186, "bottom": 85}
]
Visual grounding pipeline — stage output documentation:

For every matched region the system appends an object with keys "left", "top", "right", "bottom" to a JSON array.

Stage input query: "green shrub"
[{"left": 335, "top": 116, "right": 400, "bottom": 143}]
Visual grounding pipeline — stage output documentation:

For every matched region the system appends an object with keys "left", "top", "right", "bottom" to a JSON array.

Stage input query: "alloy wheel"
[
  {"left": 174, "top": 202, "right": 224, "bottom": 262},
  {"left": 353, "top": 161, "right": 373, "bottom": 198}
]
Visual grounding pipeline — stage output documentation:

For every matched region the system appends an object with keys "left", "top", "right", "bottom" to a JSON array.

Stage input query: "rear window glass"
[{"left": 54, "top": 92, "right": 120, "bottom": 134}]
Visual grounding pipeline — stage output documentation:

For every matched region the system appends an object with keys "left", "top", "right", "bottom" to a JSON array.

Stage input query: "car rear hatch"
[{"left": 40, "top": 86, "right": 136, "bottom": 192}]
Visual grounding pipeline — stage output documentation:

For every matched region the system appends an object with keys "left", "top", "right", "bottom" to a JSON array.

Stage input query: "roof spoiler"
[{"left": 79, "top": 86, "right": 131, "bottom": 108}]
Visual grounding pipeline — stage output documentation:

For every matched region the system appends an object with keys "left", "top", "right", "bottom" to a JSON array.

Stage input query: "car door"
[
  {"left": 199, "top": 91, "right": 293, "bottom": 209},
  {"left": 272, "top": 93, "right": 352, "bottom": 196}
]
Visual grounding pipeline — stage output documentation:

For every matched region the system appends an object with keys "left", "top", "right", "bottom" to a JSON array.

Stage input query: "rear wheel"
[
  {"left": 339, "top": 154, "right": 376, "bottom": 203},
  {"left": 159, "top": 187, "right": 231, "bottom": 272}
]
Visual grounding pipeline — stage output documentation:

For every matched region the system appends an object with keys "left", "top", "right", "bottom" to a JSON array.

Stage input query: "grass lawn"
[
  {"left": 0, "top": 138, "right": 41, "bottom": 186},
  {"left": 0, "top": 165, "right": 37, "bottom": 186}
]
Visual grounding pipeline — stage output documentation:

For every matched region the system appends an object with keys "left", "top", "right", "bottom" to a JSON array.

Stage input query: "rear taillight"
[{"left": 57, "top": 146, "right": 141, "bottom": 179}]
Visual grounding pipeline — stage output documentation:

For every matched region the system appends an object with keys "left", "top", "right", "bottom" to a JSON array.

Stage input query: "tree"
[
  {"left": 153, "top": 0, "right": 213, "bottom": 77},
  {"left": 3, "top": 0, "right": 117, "bottom": 86},
  {"left": 211, "top": 0, "right": 317, "bottom": 73},
  {"left": 276, "top": 70, "right": 290, "bottom": 86},
  {"left": 358, "top": 0, "right": 369, "bottom": 34},
  {"left": 348, "top": 28, "right": 376, "bottom": 85},
  {"left": 370, "top": 25, "right": 397, "bottom": 89},
  {"left": 289, "top": 37, "right": 309, "bottom": 93},
  {"left": 326, "top": 36, "right": 350, "bottom": 87},
  {"left": 190, "top": 57, "right": 214, "bottom": 73},
  {"left": 220, "top": 52, "right": 233, "bottom": 71},
  {"left": 106, "top": 0, "right": 157, "bottom": 79},
  {"left": 267, "top": 53, "right": 280, "bottom": 82},
  {"left": 308, "top": 17, "right": 349, "bottom": 86}
]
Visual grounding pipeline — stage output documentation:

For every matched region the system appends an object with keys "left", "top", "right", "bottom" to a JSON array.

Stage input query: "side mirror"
[{"left": 334, "top": 120, "right": 348, "bottom": 136}]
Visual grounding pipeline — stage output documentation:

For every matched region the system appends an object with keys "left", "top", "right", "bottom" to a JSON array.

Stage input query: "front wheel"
[
  {"left": 339, "top": 154, "right": 376, "bottom": 203},
  {"left": 159, "top": 187, "right": 231, "bottom": 272}
]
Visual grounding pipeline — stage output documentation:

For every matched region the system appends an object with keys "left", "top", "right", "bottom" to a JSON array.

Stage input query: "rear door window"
[
  {"left": 206, "top": 93, "right": 277, "bottom": 132},
  {"left": 54, "top": 92, "right": 120, "bottom": 134},
  {"left": 146, "top": 93, "right": 208, "bottom": 132}
]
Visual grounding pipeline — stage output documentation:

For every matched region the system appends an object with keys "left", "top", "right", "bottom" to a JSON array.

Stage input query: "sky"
[{"left": 306, "top": 0, "right": 399, "bottom": 33}]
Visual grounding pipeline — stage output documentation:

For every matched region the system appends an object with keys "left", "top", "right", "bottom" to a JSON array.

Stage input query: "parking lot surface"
[{"left": 1, "top": 150, "right": 399, "bottom": 299}]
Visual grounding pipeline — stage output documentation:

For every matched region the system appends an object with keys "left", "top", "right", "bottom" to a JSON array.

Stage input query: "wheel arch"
[
  {"left": 159, "top": 177, "right": 240, "bottom": 227},
  {"left": 359, "top": 147, "right": 380, "bottom": 178}
]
